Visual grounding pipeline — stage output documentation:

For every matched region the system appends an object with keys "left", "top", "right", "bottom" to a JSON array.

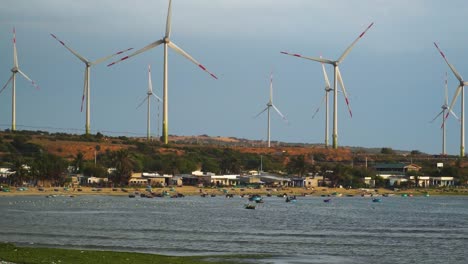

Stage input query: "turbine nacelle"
[
  {"left": 164, "top": 37, "right": 170, "bottom": 44},
  {"left": 11, "top": 67, "right": 18, "bottom": 73}
]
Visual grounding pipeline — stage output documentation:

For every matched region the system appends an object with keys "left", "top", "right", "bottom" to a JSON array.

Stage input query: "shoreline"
[{"left": 1, "top": 186, "right": 467, "bottom": 197}]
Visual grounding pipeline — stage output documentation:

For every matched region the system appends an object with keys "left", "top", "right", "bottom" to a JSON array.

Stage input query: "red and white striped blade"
[
  {"left": 168, "top": 42, "right": 218, "bottom": 79},
  {"left": 0, "top": 74, "right": 14, "bottom": 95},
  {"left": 92, "top": 47, "right": 134, "bottom": 65},
  {"left": 13, "top": 28, "right": 18, "bottom": 68},
  {"left": 50, "top": 34, "right": 89, "bottom": 64},
  {"left": 281, "top": 51, "right": 334, "bottom": 64},
  {"left": 166, "top": 0, "right": 172, "bottom": 38},
  {"left": 434, "top": 42, "right": 464, "bottom": 83},
  {"left": 107, "top": 39, "right": 164, "bottom": 67},
  {"left": 336, "top": 67, "right": 352, "bottom": 118},
  {"left": 337, "top": 22, "right": 374, "bottom": 64},
  {"left": 17, "top": 69, "right": 39, "bottom": 90}
]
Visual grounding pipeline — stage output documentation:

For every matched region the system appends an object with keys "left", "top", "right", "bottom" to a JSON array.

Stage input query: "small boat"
[
  {"left": 323, "top": 198, "right": 332, "bottom": 203},
  {"left": 372, "top": 198, "right": 382, "bottom": 202},
  {"left": 128, "top": 194, "right": 136, "bottom": 198},
  {"left": 255, "top": 199, "right": 264, "bottom": 203},
  {"left": 244, "top": 204, "right": 256, "bottom": 210}
]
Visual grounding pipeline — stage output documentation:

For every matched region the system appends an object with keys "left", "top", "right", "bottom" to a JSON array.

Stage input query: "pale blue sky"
[{"left": 1, "top": 0, "right": 468, "bottom": 154}]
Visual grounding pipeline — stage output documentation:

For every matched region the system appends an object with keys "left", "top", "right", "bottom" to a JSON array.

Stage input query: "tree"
[
  {"left": 73, "top": 152, "right": 84, "bottom": 173},
  {"left": 286, "top": 155, "right": 308, "bottom": 176},
  {"left": 109, "top": 149, "right": 135, "bottom": 186},
  {"left": 381, "top": 147, "right": 395, "bottom": 155}
]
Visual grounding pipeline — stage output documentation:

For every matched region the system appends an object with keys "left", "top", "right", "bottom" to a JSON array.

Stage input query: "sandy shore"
[{"left": 1, "top": 185, "right": 465, "bottom": 197}]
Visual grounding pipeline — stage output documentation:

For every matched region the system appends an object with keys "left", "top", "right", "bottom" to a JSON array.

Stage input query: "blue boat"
[
  {"left": 372, "top": 198, "right": 382, "bottom": 202},
  {"left": 323, "top": 198, "right": 332, "bottom": 203}
]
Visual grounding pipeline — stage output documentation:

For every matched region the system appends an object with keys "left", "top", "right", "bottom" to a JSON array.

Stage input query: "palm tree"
[{"left": 110, "top": 150, "right": 134, "bottom": 186}]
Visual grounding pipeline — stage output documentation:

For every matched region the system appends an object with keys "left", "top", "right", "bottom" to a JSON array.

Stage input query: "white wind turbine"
[
  {"left": 281, "top": 23, "right": 374, "bottom": 149},
  {"left": 0, "top": 28, "right": 39, "bottom": 132},
  {"left": 137, "top": 65, "right": 162, "bottom": 141},
  {"left": 50, "top": 34, "right": 132, "bottom": 135},
  {"left": 108, "top": 0, "right": 217, "bottom": 144},
  {"left": 311, "top": 60, "right": 333, "bottom": 147},
  {"left": 430, "top": 72, "right": 459, "bottom": 155},
  {"left": 434, "top": 42, "right": 468, "bottom": 157},
  {"left": 254, "top": 73, "right": 288, "bottom": 148}
]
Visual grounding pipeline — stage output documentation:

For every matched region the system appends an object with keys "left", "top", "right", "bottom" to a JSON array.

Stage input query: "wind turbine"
[
  {"left": 430, "top": 72, "right": 459, "bottom": 155},
  {"left": 434, "top": 42, "right": 468, "bottom": 157},
  {"left": 50, "top": 34, "right": 132, "bottom": 135},
  {"left": 0, "top": 28, "right": 39, "bottom": 132},
  {"left": 311, "top": 60, "right": 333, "bottom": 147},
  {"left": 107, "top": 0, "right": 217, "bottom": 144},
  {"left": 137, "top": 65, "right": 162, "bottom": 141},
  {"left": 281, "top": 23, "right": 374, "bottom": 149},
  {"left": 254, "top": 73, "right": 288, "bottom": 148}
]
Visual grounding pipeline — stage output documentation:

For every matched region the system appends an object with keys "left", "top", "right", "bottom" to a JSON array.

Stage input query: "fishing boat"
[
  {"left": 244, "top": 204, "right": 256, "bottom": 210},
  {"left": 323, "top": 198, "right": 332, "bottom": 203},
  {"left": 372, "top": 198, "right": 382, "bottom": 202}
]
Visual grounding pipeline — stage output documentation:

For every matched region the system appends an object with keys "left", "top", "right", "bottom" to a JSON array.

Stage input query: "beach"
[{"left": 1, "top": 185, "right": 466, "bottom": 197}]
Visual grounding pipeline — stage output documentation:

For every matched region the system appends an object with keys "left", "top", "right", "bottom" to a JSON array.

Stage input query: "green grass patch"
[{"left": 0, "top": 243, "right": 268, "bottom": 264}]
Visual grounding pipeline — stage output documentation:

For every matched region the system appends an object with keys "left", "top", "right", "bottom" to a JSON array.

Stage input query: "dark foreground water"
[{"left": 0, "top": 195, "right": 467, "bottom": 264}]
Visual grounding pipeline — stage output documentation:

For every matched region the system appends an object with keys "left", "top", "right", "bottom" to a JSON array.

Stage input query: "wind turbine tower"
[
  {"left": 281, "top": 23, "right": 374, "bottom": 149},
  {"left": 0, "top": 28, "right": 39, "bottom": 131},
  {"left": 108, "top": 0, "right": 217, "bottom": 144},
  {"left": 254, "top": 73, "right": 288, "bottom": 148}
]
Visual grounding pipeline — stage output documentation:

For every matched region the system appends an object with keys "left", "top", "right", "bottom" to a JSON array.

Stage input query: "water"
[{"left": 0, "top": 195, "right": 467, "bottom": 264}]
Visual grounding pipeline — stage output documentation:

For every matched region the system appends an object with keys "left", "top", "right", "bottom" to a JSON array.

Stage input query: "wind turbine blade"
[
  {"left": 281, "top": 51, "right": 334, "bottom": 64},
  {"left": 13, "top": 28, "right": 18, "bottom": 68},
  {"left": 254, "top": 107, "right": 269, "bottom": 119},
  {"left": 92, "top": 48, "right": 134, "bottom": 65},
  {"left": 337, "top": 22, "right": 374, "bottom": 63},
  {"left": 168, "top": 41, "right": 218, "bottom": 79},
  {"left": 166, "top": 0, "right": 172, "bottom": 38},
  {"left": 0, "top": 75, "right": 13, "bottom": 95},
  {"left": 321, "top": 59, "right": 331, "bottom": 88},
  {"left": 17, "top": 69, "right": 39, "bottom": 90},
  {"left": 450, "top": 110, "right": 460, "bottom": 121},
  {"left": 430, "top": 110, "right": 444, "bottom": 123},
  {"left": 336, "top": 67, "right": 353, "bottom": 118},
  {"left": 444, "top": 84, "right": 463, "bottom": 123},
  {"left": 434, "top": 42, "right": 464, "bottom": 83},
  {"left": 152, "top": 93, "right": 162, "bottom": 102},
  {"left": 50, "top": 34, "right": 89, "bottom": 64},
  {"left": 107, "top": 39, "right": 164, "bottom": 67},
  {"left": 137, "top": 96, "right": 149, "bottom": 109},
  {"left": 272, "top": 105, "right": 288, "bottom": 123},
  {"left": 269, "top": 72, "right": 273, "bottom": 102},
  {"left": 81, "top": 69, "right": 88, "bottom": 112},
  {"left": 148, "top": 64, "right": 153, "bottom": 93},
  {"left": 445, "top": 72, "right": 449, "bottom": 105},
  {"left": 312, "top": 94, "right": 327, "bottom": 119}
]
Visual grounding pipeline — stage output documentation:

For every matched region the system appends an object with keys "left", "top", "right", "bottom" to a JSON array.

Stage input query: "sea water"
[{"left": 0, "top": 195, "right": 466, "bottom": 264}]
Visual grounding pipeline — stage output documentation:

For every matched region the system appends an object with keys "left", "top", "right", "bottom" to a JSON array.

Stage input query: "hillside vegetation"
[{"left": 0, "top": 130, "right": 466, "bottom": 188}]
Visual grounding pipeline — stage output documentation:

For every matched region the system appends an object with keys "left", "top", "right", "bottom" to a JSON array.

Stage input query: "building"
[{"left": 374, "top": 163, "right": 422, "bottom": 175}]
